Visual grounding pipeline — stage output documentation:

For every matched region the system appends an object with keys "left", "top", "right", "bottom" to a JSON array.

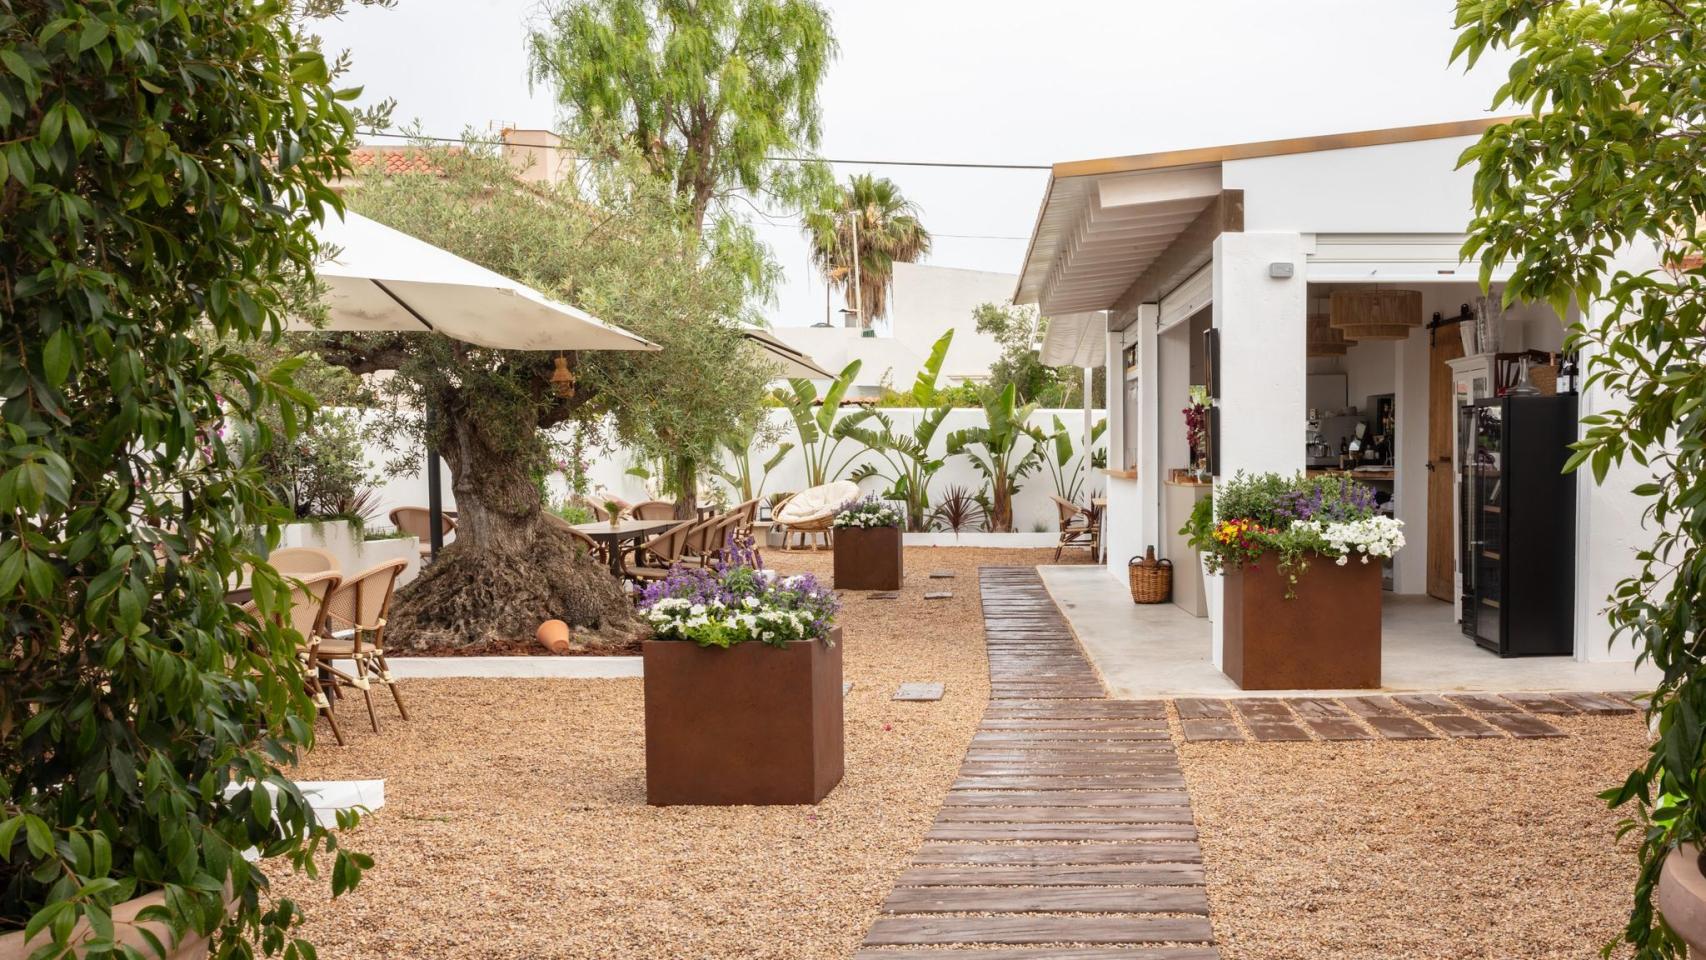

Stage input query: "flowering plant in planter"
[
  {"left": 1187, "top": 472, "right": 1405, "bottom": 595},
  {"left": 831, "top": 495, "right": 903, "bottom": 529},
  {"left": 639, "top": 537, "right": 840, "bottom": 648}
]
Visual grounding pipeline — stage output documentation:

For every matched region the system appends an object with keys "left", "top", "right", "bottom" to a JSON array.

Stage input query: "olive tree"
[
  {"left": 1, "top": 0, "right": 367, "bottom": 955},
  {"left": 318, "top": 148, "right": 774, "bottom": 652},
  {"left": 1454, "top": 2, "right": 1706, "bottom": 954}
]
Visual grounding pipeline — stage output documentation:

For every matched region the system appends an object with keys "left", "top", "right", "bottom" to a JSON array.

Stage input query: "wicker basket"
[
  {"left": 1128, "top": 548, "right": 1173, "bottom": 605},
  {"left": 1530, "top": 362, "right": 1559, "bottom": 396}
]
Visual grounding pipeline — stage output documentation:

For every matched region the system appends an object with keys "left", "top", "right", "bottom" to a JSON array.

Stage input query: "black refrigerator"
[{"left": 1458, "top": 394, "right": 1577, "bottom": 656}]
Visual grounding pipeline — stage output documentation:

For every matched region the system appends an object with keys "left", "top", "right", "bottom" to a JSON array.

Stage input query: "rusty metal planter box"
[
  {"left": 1222, "top": 552, "right": 1381, "bottom": 690},
  {"left": 833, "top": 525, "right": 903, "bottom": 591},
  {"left": 643, "top": 627, "right": 844, "bottom": 805}
]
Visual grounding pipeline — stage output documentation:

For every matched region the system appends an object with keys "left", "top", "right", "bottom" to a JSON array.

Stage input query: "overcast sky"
[{"left": 311, "top": 0, "right": 1513, "bottom": 328}]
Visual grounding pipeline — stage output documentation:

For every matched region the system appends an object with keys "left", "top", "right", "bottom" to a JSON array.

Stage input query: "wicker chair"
[
  {"left": 624, "top": 523, "right": 692, "bottom": 581},
  {"left": 1049, "top": 494, "right": 1100, "bottom": 561},
  {"left": 269, "top": 546, "right": 339, "bottom": 576},
  {"left": 631, "top": 500, "right": 678, "bottom": 521},
  {"left": 775, "top": 480, "right": 859, "bottom": 550},
  {"left": 316, "top": 558, "right": 409, "bottom": 733},
  {"left": 245, "top": 571, "right": 345, "bottom": 746},
  {"left": 389, "top": 506, "right": 455, "bottom": 560}
]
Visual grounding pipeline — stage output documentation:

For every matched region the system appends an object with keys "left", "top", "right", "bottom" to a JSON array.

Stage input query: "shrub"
[{"left": 0, "top": 1, "right": 367, "bottom": 956}]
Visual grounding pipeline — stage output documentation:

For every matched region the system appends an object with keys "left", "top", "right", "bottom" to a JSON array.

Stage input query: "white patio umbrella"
[
  {"left": 300, "top": 210, "right": 660, "bottom": 352},
  {"left": 742, "top": 325, "right": 832, "bottom": 379},
  {"left": 297, "top": 210, "right": 661, "bottom": 557}
]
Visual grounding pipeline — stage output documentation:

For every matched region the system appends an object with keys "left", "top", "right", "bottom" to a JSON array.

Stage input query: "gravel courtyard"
[
  {"left": 1180, "top": 711, "right": 1648, "bottom": 960},
  {"left": 274, "top": 547, "right": 1652, "bottom": 959},
  {"left": 274, "top": 547, "right": 1069, "bottom": 960}
]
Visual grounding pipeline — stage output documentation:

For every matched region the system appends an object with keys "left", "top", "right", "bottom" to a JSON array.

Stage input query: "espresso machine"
[{"left": 1306, "top": 413, "right": 1364, "bottom": 468}]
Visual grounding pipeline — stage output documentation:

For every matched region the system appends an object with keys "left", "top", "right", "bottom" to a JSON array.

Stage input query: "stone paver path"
[
  {"left": 1176, "top": 691, "right": 1635, "bottom": 743},
  {"left": 858, "top": 567, "right": 1218, "bottom": 958}
]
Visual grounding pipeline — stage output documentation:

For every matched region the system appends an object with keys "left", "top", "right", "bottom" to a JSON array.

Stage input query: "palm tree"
[{"left": 802, "top": 174, "right": 932, "bottom": 328}]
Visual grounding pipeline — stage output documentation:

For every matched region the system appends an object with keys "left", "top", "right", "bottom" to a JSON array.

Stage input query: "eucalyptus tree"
[
  {"left": 803, "top": 174, "right": 933, "bottom": 327},
  {"left": 317, "top": 148, "right": 773, "bottom": 651},
  {"left": 0, "top": 0, "right": 369, "bottom": 954},
  {"left": 526, "top": 0, "right": 837, "bottom": 239},
  {"left": 1453, "top": 2, "right": 1706, "bottom": 954}
]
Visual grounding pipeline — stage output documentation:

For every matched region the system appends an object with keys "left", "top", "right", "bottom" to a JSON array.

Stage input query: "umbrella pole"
[{"left": 426, "top": 407, "right": 445, "bottom": 561}]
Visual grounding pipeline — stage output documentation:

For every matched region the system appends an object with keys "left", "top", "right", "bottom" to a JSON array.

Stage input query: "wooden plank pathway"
[{"left": 857, "top": 567, "right": 1218, "bottom": 959}]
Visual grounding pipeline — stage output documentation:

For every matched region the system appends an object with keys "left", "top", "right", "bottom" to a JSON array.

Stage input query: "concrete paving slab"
[{"left": 1038, "top": 565, "right": 1660, "bottom": 697}]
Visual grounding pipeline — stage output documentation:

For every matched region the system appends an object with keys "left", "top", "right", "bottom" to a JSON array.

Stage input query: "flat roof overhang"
[{"left": 1017, "top": 116, "right": 1520, "bottom": 338}]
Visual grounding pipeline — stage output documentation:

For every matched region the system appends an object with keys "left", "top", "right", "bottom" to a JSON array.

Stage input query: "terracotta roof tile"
[{"left": 349, "top": 147, "right": 456, "bottom": 176}]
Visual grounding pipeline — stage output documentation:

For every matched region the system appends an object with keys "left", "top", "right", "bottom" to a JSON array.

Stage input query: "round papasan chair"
[{"left": 773, "top": 480, "right": 860, "bottom": 550}]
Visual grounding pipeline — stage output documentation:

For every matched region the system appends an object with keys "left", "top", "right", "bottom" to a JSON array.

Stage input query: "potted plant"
[
  {"left": 603, "top": 499, "right": 623, "bottom": 527},
  {"left": 1187, "top": 472, "right": 1404, "bottom": 689},
  {"left": 831, "top": 496, "right": 904, "bottom": 590},
  {"left": 638, "top": 538, "right": 844, "bottom": 805},
  {"left": 1183, "top": 386, "right": 1211, "bottom": 479}
]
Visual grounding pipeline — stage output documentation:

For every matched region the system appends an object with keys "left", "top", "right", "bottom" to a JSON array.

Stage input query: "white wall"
[
  {"left": 888, "top": 262, "right": 1015, "bottom": 381},
  {"left": 1212, "top": 232, "right": 1310, "bottom": 479},
  {"left": 365, "top": 407, "right": 1107, "bottom": 537},
  {"left": 770, "top": 263, "right": 1018, "bottom": 395},
  {"left": 1574, "top": 241, "right": 1666, "bottom": 662},
  {"left": 1225, "top": 136, "right": 1482, "bottom": 234}
]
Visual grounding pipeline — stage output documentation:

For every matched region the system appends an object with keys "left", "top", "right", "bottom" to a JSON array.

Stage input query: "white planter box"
[
  {"left": 1203, "top": 554, "right": 1224, "bottom": 671},
  {"left": 903, "top": 532, "right": 1061, "bottom": 548},
  {"left": 279, "top": 520, "right": 421, "bottom": 586}
]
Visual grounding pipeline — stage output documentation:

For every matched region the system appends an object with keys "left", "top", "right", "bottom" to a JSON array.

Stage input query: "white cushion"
[{"left": 777, "top": 481, "right": 860, "bottom": 524}]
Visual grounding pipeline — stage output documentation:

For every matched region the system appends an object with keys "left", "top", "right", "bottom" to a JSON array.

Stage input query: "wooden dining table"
[{"left": 570, "top": 518, "right": 683, "bottom": 576}]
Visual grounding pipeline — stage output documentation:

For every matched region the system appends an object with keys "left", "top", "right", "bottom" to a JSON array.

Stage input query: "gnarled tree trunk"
[{"left": 386, "top": 398, "right": 642, "bottom": 653}]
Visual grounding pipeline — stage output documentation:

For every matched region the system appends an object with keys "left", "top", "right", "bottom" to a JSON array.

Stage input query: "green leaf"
[{"left": 42, "top": 329, "right": 71, "bottom": 386}]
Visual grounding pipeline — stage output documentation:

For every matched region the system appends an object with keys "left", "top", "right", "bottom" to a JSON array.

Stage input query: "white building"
[
  {"left": 772, "top": 262, "right": 1016, "bottom": 397},
  {"left": 1019, "top": 117, "right": 1655, "bottom": 671}
]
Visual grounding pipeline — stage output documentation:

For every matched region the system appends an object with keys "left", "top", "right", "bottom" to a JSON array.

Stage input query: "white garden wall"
[{"left": 360, "top": 407, "right": 1108, "bottom": 536}]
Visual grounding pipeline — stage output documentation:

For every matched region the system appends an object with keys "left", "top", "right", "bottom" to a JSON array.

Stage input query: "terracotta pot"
[
  {"left": 0, "top": 891, "right": 212, "bottom": 960},
  {"left": 1222, "top": 551, "right": 1381, "bottom": 690},
  {"left": 643, "top": 628, "right": 844, "bottom": 805},
  {"left": 536, "top": 619, "right": 571, "bottom": 655},
  {"left": 1661, "top": 844, "right": 1706, "bottom": 957},
  {"left": 832, "top": 525, "right": 902, "bottom": 591}
]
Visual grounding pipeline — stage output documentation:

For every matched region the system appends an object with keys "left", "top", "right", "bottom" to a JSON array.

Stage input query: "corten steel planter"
[
  {"left": 643, "top": 627, "right": 844, "bottom": 805},
  {"left": 833, "top": 525, "right": 903, "bottom": 591},
  {"left": 1222, "top": 551, "right": 1381, "bottom": 690},
  {"left": 1661, "top": 843, "right": 1706, "bottom": 958}
]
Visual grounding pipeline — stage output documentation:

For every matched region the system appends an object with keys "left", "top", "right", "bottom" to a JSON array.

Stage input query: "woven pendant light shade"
[
  {"left": 1306, "top": 313, "right": 1348, "bottom": 356},
  {"left": 1330, "top": 288, "right": 1422, "bottom": 341}
]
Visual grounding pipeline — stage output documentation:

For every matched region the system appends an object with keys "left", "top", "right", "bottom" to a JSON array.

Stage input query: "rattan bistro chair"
[
  {"left": 631, "top": 500, "right": 678, "bottom": 521},
  {"left": 263, "top": 571, "right": 345, "bottom": 746},
  {"left": 623, "top": 522, "right": 692, "bottom": 582},
  {"left": 268, "top": 546, "right": 339, "bottom": 576},
  {"left": 389, "top": 506, "right": 455, "bottom": 561},
  {"left": 237, "top": 570, "right": 345, "bottom": 745},
  {"left": 1049, "top": 494, "right": 1100, "bottom": 561},
  {"left": 316, "top": 558, "right": 410, "bottom": 733}
]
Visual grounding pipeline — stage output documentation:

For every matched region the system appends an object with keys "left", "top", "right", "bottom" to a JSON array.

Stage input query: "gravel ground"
[
  {"left": 1178, "top": 711, "right": 1650, "bottom": 960},
  {"left": 273, "top": 547, "right": 1076, "bottom": 960}
]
